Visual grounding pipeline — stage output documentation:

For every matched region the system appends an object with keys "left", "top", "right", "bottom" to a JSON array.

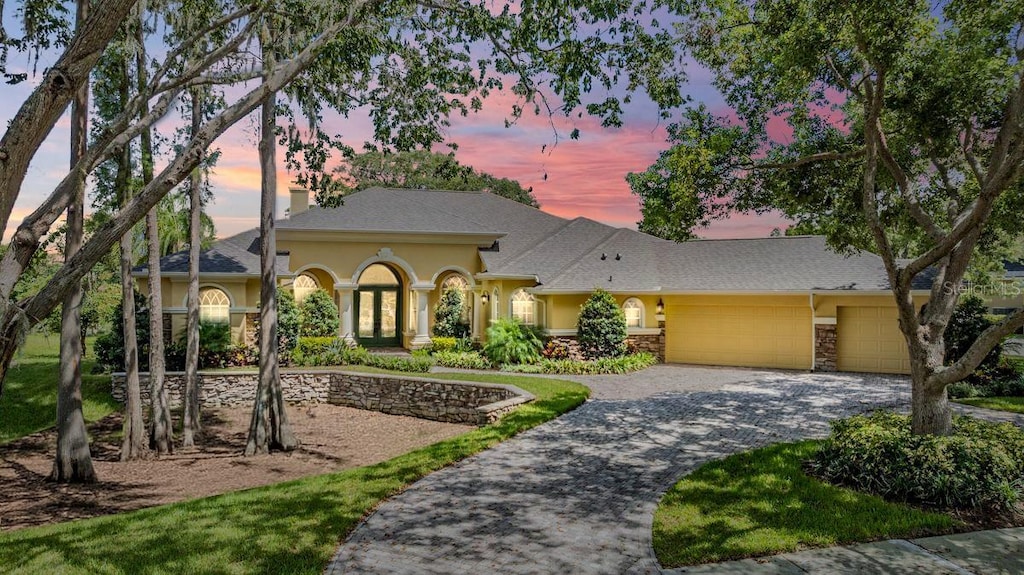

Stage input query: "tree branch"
[
  {"left": 0, "top": 0, "right": 136, "bottom": 236},
  {"left": 934, "top": 307, "right": 1024, "bottom": 386},
  {"left": 754, "top": 148, "right": 865, "bottom": 170},
  {"left": 15, "top": 0, "right": 377, "bottom": 329}
]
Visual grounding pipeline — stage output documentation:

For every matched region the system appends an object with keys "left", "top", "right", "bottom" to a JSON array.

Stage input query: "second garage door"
[
  {"left": 837, "top": 306, "right": 911, "bottom": 374},
  {"left": 665, "top": 305, "right": 812, "bottom": 369}
]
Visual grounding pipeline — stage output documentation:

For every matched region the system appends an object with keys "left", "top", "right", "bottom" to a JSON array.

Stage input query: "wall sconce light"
[
  {"left": 656, "top": 298, "right": 664, "bottom": 314},
  {"left": 481, "top": 293, "right": 490, "bottom": 304}
]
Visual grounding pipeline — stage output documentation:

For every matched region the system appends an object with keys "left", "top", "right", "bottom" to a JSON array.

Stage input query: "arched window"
[
  {"left": 622, "top": 298, "right": 644, "bottom": 328},
  {"left": 441, "top": 274, "right": 471, "bottom": 322},
  {"left": 510, "top": 289, "right": 535, "bottom": 325},
  {"left": 199, "top": 287, "right": 230, "bottom": 323},
  {"left": 359, "top": 263, "right": 399, "bottom": 285},
  {"left": 293, "top": 273, "right": 319, "bottom": 302},
  {"left": 442, "top": 274, "right": 469, "bottom": 294}
]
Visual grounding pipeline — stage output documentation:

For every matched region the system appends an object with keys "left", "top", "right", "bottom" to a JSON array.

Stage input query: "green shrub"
[
  {"left": 198, "top": 321, "right": 231, "bottom": 352},
  {"left": 433, "top": 288, "right": 469, "bottom": 338},
  {"left": 359, "top": 351, "right": 435, "bottom": 372},
  {"left": 291, "top": 341, "right": 435, "bottom": 373},
  {"left": 946, "top": 295, "right": 1002, "bottom": 374},
  {"left": 299, "top": 288, "right": 339, "bottom": 338},
  {"left": 429, "top": 336, "right": 459, "bottom": 353},
  {"left": 808, "top": 411, "right": 1024, "bottom": 511},
  {"left": 502, "top": 352, "right": 656, "bottom": 375},
  {"left": 577, "top": 288, "right": 627, "bottom": 359},
  {"left": 295, "top": 336, "right": 338, "bottom": 358},
  {"left": 277, "top": 289, "right": 301, "bottom": 356},
  {"left": 484, "top": 318, "right": 542, "bottom": 365},
  {"left": 433, "top": 350, "right": 491, "bottom": 370},
  {"left": 94, "top": 290, "right": 151, "bottom": 372}
]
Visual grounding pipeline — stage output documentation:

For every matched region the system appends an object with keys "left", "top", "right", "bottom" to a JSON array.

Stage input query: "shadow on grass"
[
  {"left": 653, "top": 440, "right": 957, "bottom": 567},
  {"left": 0, "top": 374, "right": 589, "bottom": 574}
]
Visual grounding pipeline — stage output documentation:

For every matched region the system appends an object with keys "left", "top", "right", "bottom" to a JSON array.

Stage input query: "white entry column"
[
  {"left": 411, "top": 287, "right": 432, "bottom": 349},
  {"left": 335, "top": 283, "right": 356, "bottom": 346}
]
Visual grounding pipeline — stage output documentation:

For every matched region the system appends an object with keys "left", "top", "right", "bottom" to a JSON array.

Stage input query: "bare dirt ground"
[{"left": 0, "top": 405, "right": 472, "bottom": 531}]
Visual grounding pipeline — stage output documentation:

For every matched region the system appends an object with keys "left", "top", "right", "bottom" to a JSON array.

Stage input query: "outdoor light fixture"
[
  {"left": 656, "top": 298, "right": 664, "bottom": 314},
  {"left": 481, "top": 293, "right": 490, "bottom": 304}
]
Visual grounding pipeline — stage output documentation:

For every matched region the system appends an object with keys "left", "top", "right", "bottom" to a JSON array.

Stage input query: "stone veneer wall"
[
  {"left": 111, "top": 371, "right": 333, "bottom": 408},
  {"left": 629, "top": 330, "right": 665, "bottom": 362},
  {"left": 111, "top": 370, "right": 534, "bottom": 425},
  {"left": 549, "top": 330, "right": 666, "bottom": 362},
  {"left": 329, "top": 373, "right": 533, "bottom": 425},
  {"left": 814, "top": 324, "right": 838, "bottom": 372}
]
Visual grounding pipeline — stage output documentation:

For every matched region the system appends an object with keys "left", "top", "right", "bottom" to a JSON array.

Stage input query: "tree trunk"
[
  {"left": 135, "top": 16, "right": 174, "bottom": 454},
  {"left": 0, "top": 10, "right": 360, "bottom": 396},
  {"left": 51, "top": 0, "right": 96, "bottom": 483},
  {"left": 909, "top": 356, "right": 954, "bottom": 436},
  {"left": 118, "top": 65, "right": 147, "bottom": 461},
  {"left": 182, "top": 87, "right": 204, "bottom": 448},
  {"left": 245, "top": 28, "right": 298, "bottom": 455}
]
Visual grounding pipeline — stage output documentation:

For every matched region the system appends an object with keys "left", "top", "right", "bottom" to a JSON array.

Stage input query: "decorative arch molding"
[
  {"left": 181, "top": 282, "right": 236, "bottom": 308},
  {"left": 430, "top": 266, "right": 477, "bottom": 288},
  {"left": 292, "top": 263, "right": 341, "bottom": 286},
  {"left": 349, "top": 248, "right": 425, "bottom": 288}
]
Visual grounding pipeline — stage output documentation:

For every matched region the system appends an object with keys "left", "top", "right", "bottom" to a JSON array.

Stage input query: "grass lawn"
[
  {"left": 0, "top": 372, "right": 589, "bottom": 574},
  {"left": 653, "top": 440, "right": 957, "bottom": 567},
  {"left": 954, "top": 396, "right": 1024, "bottom": 414},
  {"left": 1, "top": 333, "right": 118, "bottom": 444}
]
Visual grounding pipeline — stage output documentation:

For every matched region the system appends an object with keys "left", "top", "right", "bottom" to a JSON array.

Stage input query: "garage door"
[
  {"left": 837, "top": 306, "right": 911, "bottom": 374},
  {"left": 665, "top": 305, "right": 812, "bottom": 369}
]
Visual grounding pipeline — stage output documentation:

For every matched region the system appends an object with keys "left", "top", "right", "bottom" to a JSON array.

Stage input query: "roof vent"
[
  {"left": 608, "top": 275, "right": 613, "bottom": 282},
  {"left": 600, "top": 253, "right": 607, "bottom": 260},
  {"left": 615, "top": 253, "right": 621, "bottom": 260}
]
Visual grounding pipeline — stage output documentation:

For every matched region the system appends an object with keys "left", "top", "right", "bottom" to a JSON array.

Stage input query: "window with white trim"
[
  {"left": 441, "top": 274, "right": 472, "bottom": 323},
  {"left": 199, "top": 288, "right": 230, "bottom": 323},
  {"left": 510, "top": 289, "right": 535, "bottom": 325},
  {"left": 293, "top": 273, "right": 319, "bottom": 303},
  {"left": 622, "top": 298, "right": 644, "bottom": 328}
]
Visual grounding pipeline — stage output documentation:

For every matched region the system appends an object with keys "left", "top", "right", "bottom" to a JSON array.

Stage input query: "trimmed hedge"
[
  {"left": 433, "top": 350, "right": 491, "bottom": 370},
  {"left": 502, "top": 352, "right": 657, "bottom": 375},
  {"left": 808, "top": 411, "right": 1024, "bottom": 512},
  {"left": 291, "top": 340, "right": 434, "bottom": 373}
]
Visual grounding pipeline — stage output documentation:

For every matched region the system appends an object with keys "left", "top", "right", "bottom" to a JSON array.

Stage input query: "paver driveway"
[{"left": 327, "top": 367, "right": 911, "bottom": 574}]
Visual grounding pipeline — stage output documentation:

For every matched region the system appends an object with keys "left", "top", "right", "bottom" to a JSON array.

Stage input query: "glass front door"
[{"left": 356, "top": 287, "right": 400, "bottom": 346}]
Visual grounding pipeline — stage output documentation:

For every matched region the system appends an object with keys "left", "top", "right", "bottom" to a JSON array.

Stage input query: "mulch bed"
[{"left": 0, "top": 404, "right": 472, "bottom": 531}]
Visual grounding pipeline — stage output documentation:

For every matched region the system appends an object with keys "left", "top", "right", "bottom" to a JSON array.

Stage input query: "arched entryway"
[{"left": 355, "top": 263, "right": 402, "bottom": 347}]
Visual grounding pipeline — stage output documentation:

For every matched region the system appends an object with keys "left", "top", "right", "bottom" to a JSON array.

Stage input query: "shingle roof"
[
  {"left": 137, "top": 228, "right": 291, "bottom": 276},
  {"left": 146, "top": 186, "right": 921, "bottom": 293}
]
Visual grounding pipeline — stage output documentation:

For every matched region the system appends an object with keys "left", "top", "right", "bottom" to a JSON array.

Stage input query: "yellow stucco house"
[{"left": 139, "top": 187, "right": 931, "bottom": 374}]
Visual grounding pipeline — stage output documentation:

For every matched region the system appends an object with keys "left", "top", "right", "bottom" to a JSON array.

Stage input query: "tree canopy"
[
  {"left": 334, "top": 149, "right": 539, "bottom": 207},
  {"left": 0, "top": 0, "right": 689, "bottom": 394},
  {"left": 627, "top": 0, "right": 1024, "bottom": 434}
]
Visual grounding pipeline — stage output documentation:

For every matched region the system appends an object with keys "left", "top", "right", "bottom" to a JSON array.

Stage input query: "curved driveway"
[{"left": 327, "top": 367, "right": 911, "bottom": 574}]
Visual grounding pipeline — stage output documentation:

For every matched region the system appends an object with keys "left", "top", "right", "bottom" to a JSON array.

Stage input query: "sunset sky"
[{"left": 3, "top": 24, "right": 793, "bottom": 243}]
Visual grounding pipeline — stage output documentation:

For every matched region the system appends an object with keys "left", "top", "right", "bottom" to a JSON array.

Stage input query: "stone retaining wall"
[
  {"left": 111, "top": 370, "right": 534, "bottom": 425},
  {"left": 110, "top": 370, "right": 333, "bottom": 408},
  {"left": 329, "top": 372, "right": 533, "bottom": 425}
]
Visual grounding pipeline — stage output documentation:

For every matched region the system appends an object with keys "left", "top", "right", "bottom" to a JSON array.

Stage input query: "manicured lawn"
[
  {"left": 1, "top": 333, "right": 117, "bottom": 444},
  {"left": 653, "top": 440, "right": 957, "bottom": 567},
  {"left": 955, "top": 396, "right": 1024, "bottom": 414},
  {"left": 0, "top": 372, "right": 589, "bottom": 574}
]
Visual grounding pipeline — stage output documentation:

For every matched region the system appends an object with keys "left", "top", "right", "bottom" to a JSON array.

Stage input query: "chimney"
[{"left": 289, "top": 186, "right": 310, "bottom": 216}]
